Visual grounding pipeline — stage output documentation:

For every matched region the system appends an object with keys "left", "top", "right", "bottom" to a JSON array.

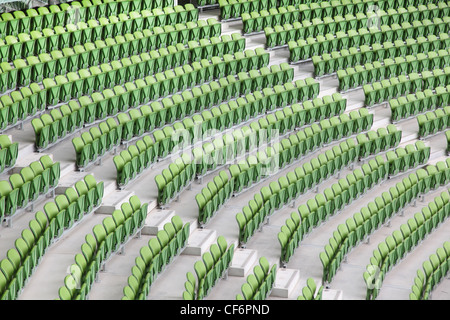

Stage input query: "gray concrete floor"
[{"left": 0, "top": 8, "right": 449, "bottom": 301}]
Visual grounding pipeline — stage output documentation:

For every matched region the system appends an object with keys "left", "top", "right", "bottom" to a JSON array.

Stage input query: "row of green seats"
[
  {"left": 6, "top": 31, "right": 246, "bottom": 90},
  {"left": 0, "top": 174, "right": 103, "bottom": 300},
  {"left": 417, "top": 106, "right": 450, "bottom": 138},
  {"left": 110, "top": 65, "right": 295, "bottom": 185},
  {"left": 72, "top": 125, "right": 121, "bottom": 171},
  {"left": 0, "top": 0, "right": 176, "bottom": 36},
  {"left": 238, "top": 126, "right": 395, "bottom": 251},
  {"left": 230, "top": 106, "right": 371, "bottom": 194},
  {"left": 83, "top": 61, "right": 282, "bottom": 183},
  {"left": 155, "top": 90, "right": 342, "bottom": 209},
  {"left": 338, "top": 49, "right": 450, "bottom": 92},
  {"left": 30, "top": 45, "right": 262, "bottom": 110},
  {"left": 194, "top": 94, "right": 346, "bottom": 225},
  {"left": 312, "top": 34, "right": 449, "bottom": 77},
  {"left": 389, "top": 86, "right": 450, "bottom": 122},
  {"left": 288, "top": 20, "right": 450, "bottom": 63},
  {"left": 32, "top": 51, "right": 266, "bottom": 151},
  {"left": 366, "top": 190, "right": 450, "bottom": 300},
  {"left": 266, "top": 9, "right": 450, "bottom": 49},
  {"left": 113, "top": 136, "right": 158, "bottom": 188},
  {"left": 241, "top": 0, "right": 440, "bottom": 33},
  {"left": 386, "top": 141, "right": 431, "bottom": 176},
  {"left": 264, "top": 125, "right": 402, "bottom": 251},
  {"left": 58, "top": 195, "right": 147, "bottom": 300},
  {"left": 219, "top": 0, "right": 278, "bottom": 20},
  {"left": 196, "top": 171, "right": 234, "bottom": 226},
  {"left": 123, "top": 215, "right": 190, "bottom": 300},
  {"left": 364, "top": 67, "right": 450, "bottom": 107},
  {"left": 236, "top": 256, "right": 276, "bottom": 300},
  {"left": 0, "top": 15, "right": 218, "bottom": 63},
  {"left": 297, "top": 278, "right": 324, "bottom": 300},
  {"left": 198, "top": 0, "right": 219, "bottom": 6},
  {"left": 3, "top": 35, "right": 230, "bottom": 134},
  {"left": 0, "top": 135, "right": 18, "bottom": 174},
  {"left": 281, "top": 141, "right": 426, "bottom": 266},
  {"left": 234, "top": 116, "right": 386, "bottom": 248},
  {"left": 1, "top": 155, "right": 60, "bottom": 228},
  {"left": 410, "top": 241, "right": 450, "bottom": 300},
  {"left": 183, "top": 236, "right": 235, "bottom": 300},
  {"left": 322, "top": 159, "right": 447, "bottom": 285}
]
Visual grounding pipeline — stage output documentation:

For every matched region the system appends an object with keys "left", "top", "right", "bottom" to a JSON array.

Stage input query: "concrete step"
[
  {"left": 13, "top": 152, "right": 53, "bottom": 172},
  {"left": 102, "top": 180, "right": 118, "bottom": 199},
  {"left": 181, "top": 228, "right": 217, "bottom": 256},
  {"left": 322, "top": 288, "right": 344, "bottom": 300},
  {"left": 59, "top": 161, "right": 77, "bottom": 178},
  {"left": 55, "top": 171, "right": 94, "bottom": 195},
  {"left": 17, "top": 141, "right": 35, "bottom": 160},
  {"left": 271, "top": 268, "right": 301, "bottom": 298},
  {"left": 228, "top": 248, "right": 258, "bottom": 277},
  {"left": 142, "top": 209, "right": 175, "bottom": 236},
  {"left": 95, "top": 189, "right": 135, "bottom": 215}
]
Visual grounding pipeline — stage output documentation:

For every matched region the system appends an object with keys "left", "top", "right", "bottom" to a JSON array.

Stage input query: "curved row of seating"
[
  {"left": 0, "top": 0, "right": 176, "bottom": 36},
  {"left": 363, "top": 67, "right": 450, "bottom": 107},
  {"left": 288, "top": 19, "right": 450, "bottom": 64},
  {"left": 322, "top": 158, "right": 449, "bottom": 286},
  {"left": 122, "top": 215, "right": 190, "bottom": 300},
  {"left": 297, "top": 278, "right": 324, "bottom": 300},
  {"left": 409, "top": 241, "right": 450, "bottom": 300},
  {"left": 365, "top": 189, "right": 450, "bottom": 300},
  {"left": 239, "top": 124, "right": 400, "bottom": 231},
  {"left": 0, "top": 135, "right": 18, "bottom": 174},
  {"left": 0, "top": 174, "right": 103, "bottom": 300},
  {"left": 235, "top": 256, "right": 276, "bottom": 300},
  {"left": 183, "top": 236, "right": 235, "bottom": 300},
  {"left": 153, "top": 64, "right": 296, "bottom": 207},
  {"left": 72, "top": 125, "right": 122, "bottom": 171},
  {"left": 113, "top": 136, "right": 157, "bottom": 188},
  {"left": 57, "top": 195, "right": 147, "bottom": 300},
  {"left": 219, "top": 0, "right": 278, "bottom": 20},
  {"left": 0, "top": 155, "right": 60, "bottom": 227},
  {"left": 337, "top": 49, "right": 450, "bottom": 92},
  {"left": 33, "top": 49, "right": 267, "bottom": 151},
  {"left": 6, "top": 30, "right": 245, "bottom": 90},
  {"left": 90, "top": 62, "right": 286, "bottom": 182},
  {"left": 265, "top": 3, "right": 450, "bottom": 48},
  {"left": 236, "top": 123, "right": 399, "bottom": 248},
  {"left": 0, "top": 5, "right": 203, "bottom": 64},
  {"left": 21, "top": 22, "right": 222, "bottom": 106},
  {"left": 194, "top": 94, "right": 348, "bottom": 224},
  {"left": 227, "top": 95, "right": 351, "bottom": 188},
  {"left": 312, "top": 34, "right": 449, "bottom": 77},
  {"left": 280, "top": 140, "right": 427, "bottom": 266},
  {"left": 389, "top": 85, "right": 450, "bottom": 122},
  {"left": 417, "top": 106, "right": 450, "bottom": 138},
  {"left": 11, "top": 40, "right": 242, "bottom": 135},
  {"left": 156, "top": 90, "right": 344, "bottom": 209},
  {"left": 241, "top": 0, "right": 435, "bottom": 34},
  {"left": 196, "top": 171, "right": 234, "bottom": 226}
]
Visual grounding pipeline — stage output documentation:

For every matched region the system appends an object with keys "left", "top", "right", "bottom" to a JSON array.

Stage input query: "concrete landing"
[
  {"left": 95, "top": 189, "right": 135, "bottom": 215},
  {"left": 322, "top": 288, "right": 344, "bottom": 300},
  {"left": 228, "top": 248, "right": 258, "bottom": 277},
  {"left": 142, "top": 209, "right": 175, "bottom": 235},
  {"left": 55, "top": 171, "right": 92, "bottom": 194},
  {"left": 271, "top": 268, "right": 301, "bottom": 298},
  {"left": 182, "top": 228, "right": 217, "bottom": 256}
]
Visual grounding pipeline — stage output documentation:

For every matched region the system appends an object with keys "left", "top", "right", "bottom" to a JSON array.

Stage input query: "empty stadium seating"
[{"left": 0, "top": 0, "right": 449, "bottom": 303}]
